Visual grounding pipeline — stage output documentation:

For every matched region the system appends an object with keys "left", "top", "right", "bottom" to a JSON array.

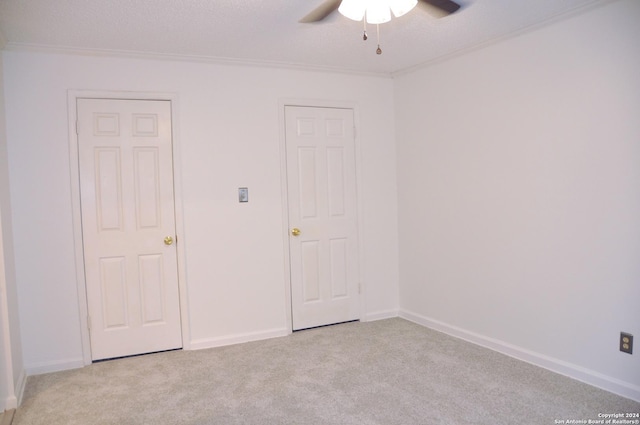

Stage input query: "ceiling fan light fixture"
[
  {"left": 339, "top": 0, "right": 416, "bottom": 24},
  {"left": 365, "top": 2, "right": 392, "bottom": 24},
  {"left": 338, "top": 0, "right": 367, "bottom": 21}
]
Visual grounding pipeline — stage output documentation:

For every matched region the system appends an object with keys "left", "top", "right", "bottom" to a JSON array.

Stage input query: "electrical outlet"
[{"left": 620, "top": 332, "right": 633, "bottom": 355}]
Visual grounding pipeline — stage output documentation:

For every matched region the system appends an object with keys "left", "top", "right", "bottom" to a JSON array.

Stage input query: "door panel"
[
  {"left": 133, "top": 148, "right": 161, "bottom": 229},
  {"left": 100, "top": 256, "right": 127, "bottom": 328},
  {"left": 138, "top": 253, "right": 165, "bottom": 324},
  {"left": 95, "top": 148, "right": 123, "bottom": 230},
  {"left": 78, "top": 98, "right": 182, "bottom": 360},
  {"left": 301, "top": 240, "right": 321, "bottom": 302},
  {"left": 285, "top": 106, "right": 360, "bottom": 330},
  {"left": 330, "top": 238, "right": 348, "bottom": 298}
]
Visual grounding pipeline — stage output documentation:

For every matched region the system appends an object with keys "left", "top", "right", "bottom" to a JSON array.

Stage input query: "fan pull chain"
[
  {"left": 362, "top": 16, "right": 368, "bottom": 40},
  {"left": 376, "top": 24, "right": 382, "bottom": 55}
]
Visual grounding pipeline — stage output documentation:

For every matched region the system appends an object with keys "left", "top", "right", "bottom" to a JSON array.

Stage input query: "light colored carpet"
[
  {"left": 12, "top": 318, "right": 640, "bottom": 424},
  {"left": 1, "top": 409, "right": 15, "bottom": 425}
]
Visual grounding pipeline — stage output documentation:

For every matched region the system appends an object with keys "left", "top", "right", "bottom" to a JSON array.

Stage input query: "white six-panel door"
[
  {"left": 285, "top": 106, "right": 360, "bottom": 330},
  {"left": 77, "top": 98, "right": 182, "bottom": 360}
]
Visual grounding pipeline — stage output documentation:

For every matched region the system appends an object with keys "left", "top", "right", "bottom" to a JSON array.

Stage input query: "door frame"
[
  {"left": 68, "top": 90, "right": 190, "bottom": 365},
  {"left": 278, "top": 98, "right": 366, "bottom": 332}
]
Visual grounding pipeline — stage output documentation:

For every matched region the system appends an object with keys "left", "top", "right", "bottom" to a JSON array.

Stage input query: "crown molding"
[{"left": 2, "top": 42, "right": 393, "bottom": 79}]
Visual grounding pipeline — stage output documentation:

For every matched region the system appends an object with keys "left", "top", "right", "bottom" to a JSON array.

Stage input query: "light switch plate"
[{"left": 238, "top": 187, "right": 248, "bottom": 203}]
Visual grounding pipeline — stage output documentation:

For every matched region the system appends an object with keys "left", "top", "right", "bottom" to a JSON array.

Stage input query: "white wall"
[
  {"left": 395, "top": 0, "right": 640, "bottom": 400},
  {"left": 0, "top": 48, "right": 25, "bottom": 410},
  {"left": 0, "top": 209, "right": 16, "bottom": 411},
  {"left": 2, "top": 52, "right": 399, "bottom": 372},
  {"left": 0, "top": 47, "right": 9, "bottom": 410}
]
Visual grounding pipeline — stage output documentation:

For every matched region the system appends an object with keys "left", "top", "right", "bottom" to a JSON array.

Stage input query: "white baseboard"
[
  {"left": 25, "top": 357, "right": 85, "bottom": 376},
  {"left": 0, "top": 395, "right": 16, "bottom": 411},
  {"left": 190, "top": 327, "right": 289, "bottom": 351},
  {"left": 14, "top": 369, "right": 26, "bottom": 407},
  {"left": 399, "top": 309, "right": 640, "bottom": 403},
  {"left": 362, "top": 309, "right": 399, "bottom": 322},
  {"left": 1, "top": 368, "right": 25, "bottom": 410}
]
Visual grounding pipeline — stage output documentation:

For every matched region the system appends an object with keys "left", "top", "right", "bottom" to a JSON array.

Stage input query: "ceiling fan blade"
[
  {"left": 299, "top": 0, "right": 342, "bottom": 23},
  {"left": 418, "top": 0, "right": 461, "bottom": 18}
]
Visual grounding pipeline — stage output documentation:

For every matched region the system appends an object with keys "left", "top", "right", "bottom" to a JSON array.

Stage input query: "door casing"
[
  {"left": 278, "top": 98, "right": 366, "bottom": 332},
  {"left": 68, "top": 90, "right": 190, "bottom": 365}
]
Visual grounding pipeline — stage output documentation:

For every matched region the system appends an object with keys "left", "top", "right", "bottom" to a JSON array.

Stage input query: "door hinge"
[
  {"left": 75, "top": 120, "right": 79, "bottom": 135},
  {"left": 87, "top": 315, "right": 91, "bottom": 331}
]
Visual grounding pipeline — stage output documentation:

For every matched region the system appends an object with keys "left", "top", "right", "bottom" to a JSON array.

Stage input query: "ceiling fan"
[
  {"left": 299, "top": 0, "right": 461, "bottom": 55},
  {"left": 299, "top": 0, "right": 461, "bottom": 24}
]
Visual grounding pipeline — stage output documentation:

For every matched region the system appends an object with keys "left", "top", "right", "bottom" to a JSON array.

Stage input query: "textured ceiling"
[{"left": 0, "top": 0, "right": 610, "bottom": 75}]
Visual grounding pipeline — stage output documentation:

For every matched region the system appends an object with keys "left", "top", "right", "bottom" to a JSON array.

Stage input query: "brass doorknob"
[
  {"left": 164, "top": 236, "right": 174, "bottom": 246},
  {"left": 291, "top": 228, "right": 301, "bottom": 237}
]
